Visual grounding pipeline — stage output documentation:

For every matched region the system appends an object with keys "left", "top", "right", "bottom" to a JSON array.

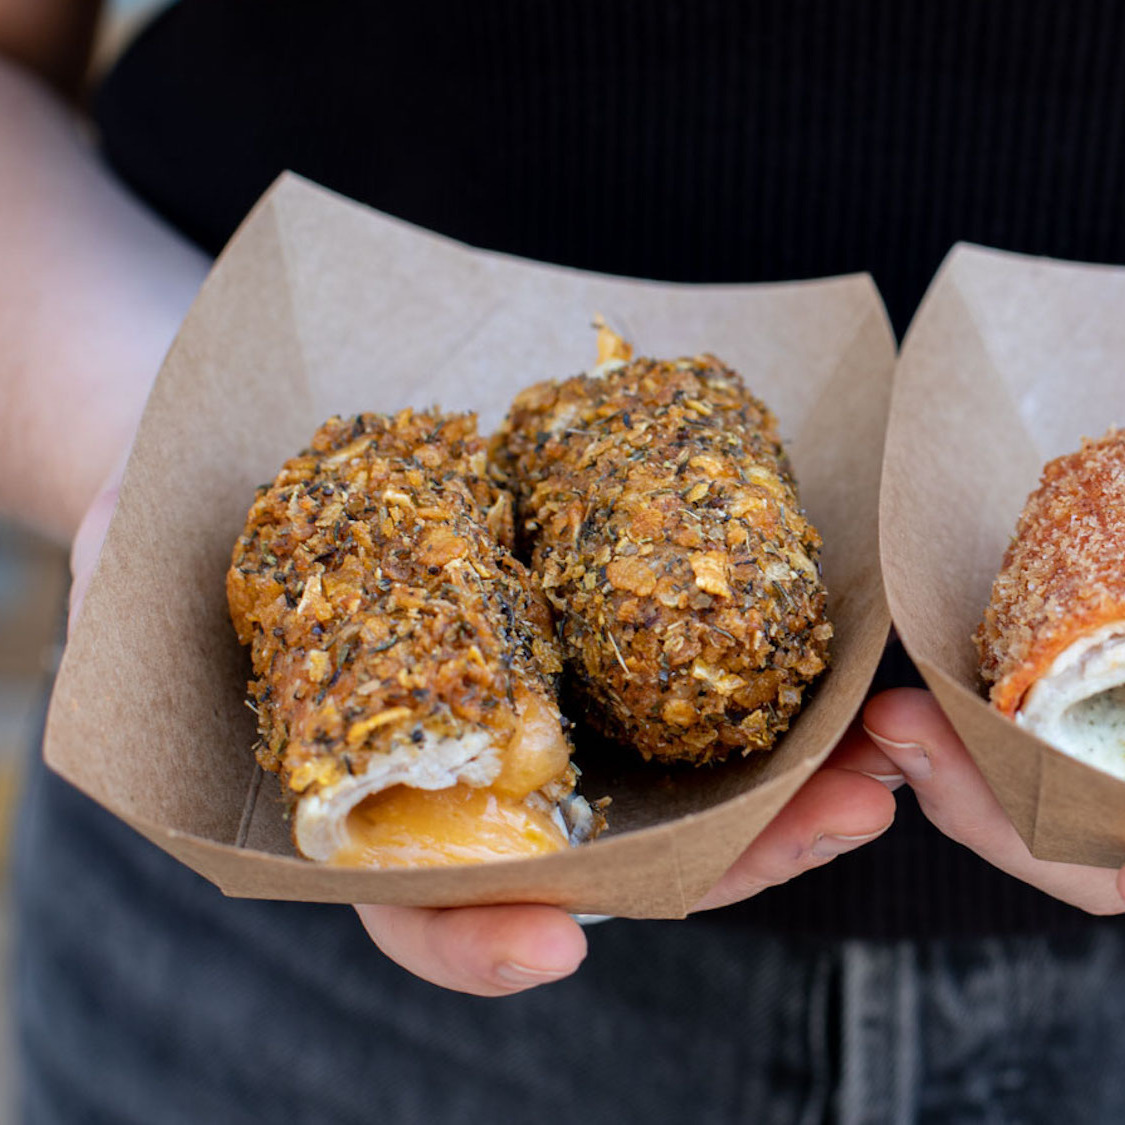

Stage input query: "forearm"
[{"left": 0, "top": 56, "right": 209, "bottom": 542}]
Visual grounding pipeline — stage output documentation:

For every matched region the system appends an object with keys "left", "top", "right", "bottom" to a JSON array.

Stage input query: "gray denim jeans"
[{"left": 12, "top": 752, "right": 1125, "bottom": 1125}]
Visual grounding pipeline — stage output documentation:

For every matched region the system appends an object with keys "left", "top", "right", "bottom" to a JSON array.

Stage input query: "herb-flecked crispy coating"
[
  {"left": 975, "top": 430, "right": 1125, "bottom": 715},
  {"left": 491, "top": 354, "right": 832, "bottom": 764},
  {"left": 227, "top": 409, "right": 567, "bottom": 817}
]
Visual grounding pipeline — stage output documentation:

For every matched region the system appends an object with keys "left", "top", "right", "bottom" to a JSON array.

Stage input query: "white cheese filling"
[
  {"left": 292, "top": 726, "right": 597, "bottom": 862},
  {"left": 293, "top": 728, "right": 498, "bottom": 861},
  {"left": 1017, "top": 623, "right": 1125, "bottom": 780}
]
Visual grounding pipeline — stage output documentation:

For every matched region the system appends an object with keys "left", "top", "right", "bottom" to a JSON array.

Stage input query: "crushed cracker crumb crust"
[
  {"left": 226, "top": 409, "right": 568, "bottom": 810},
  {"left": 976, "top": 429, "right": 1125, "bottom": 715},
  {"left": 491, "top": 353, "right": 832, "bottom": 764}
]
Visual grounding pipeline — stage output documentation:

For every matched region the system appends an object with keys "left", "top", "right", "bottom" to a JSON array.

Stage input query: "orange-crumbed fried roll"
[
  {"left": 227, "top": 409, "right": 604, "bottom": 867},
  {"left": 976, "top": 430, "right": 1125, "bottom": 776},
  {"left": 491, "top": 334, "right": 832, "bottom": 765}
]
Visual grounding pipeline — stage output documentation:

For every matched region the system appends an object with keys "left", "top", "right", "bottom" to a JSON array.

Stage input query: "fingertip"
[
  {"left": 756, "top": 767, "right": 897, "bottom": 868},
  {"left": 863, "top": 687, "right": 941, "bottom": 737},
  {"left": 826, "top": 725, "right": 906, "bottom": 789},
  {"left": 806, "top": 766, "right": 898, "bottom": 835},
  {"left": 863, "top": 689, "right": 966, "bottom": 782},
  {"left": 840, "top": 772, "right": 898, "bottom": 844},
  {"left": 867, "top": 771, "right": 899, "bottom": 826},
  {"left": 692, "top": 768, "right": 896, "bottom": 911},
  {"left": 357, "top": 903, "right": 586, "bottom": 997},
  {"left": 477, "top": 904, "right": 588, "bottom": 991}
]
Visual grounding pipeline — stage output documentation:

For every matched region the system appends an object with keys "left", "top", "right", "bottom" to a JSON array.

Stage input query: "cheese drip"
[
  {"left": 330, "top": 686, "right": 573, "bottom": 867},
  {"left": 334, "top": 785, "right": 569, "bottom": 867}
]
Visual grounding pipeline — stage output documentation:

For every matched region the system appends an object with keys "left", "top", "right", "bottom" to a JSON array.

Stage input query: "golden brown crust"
[
  {"left": 491, "top": 354, "right": 832, "bottom": 764},
  {"left": 227, "top": 409, "right": 565, "bottom": 808},
  {"left": 976, "top": 430, "right": 1125, "bottom": 715}
]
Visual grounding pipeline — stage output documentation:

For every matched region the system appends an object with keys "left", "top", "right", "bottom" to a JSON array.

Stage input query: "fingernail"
[
  {"left": 863, "top": 727, "right": 933, "bottom": 781},
  {"left": 811, "top": 830, "right": 886, "bottom": 858},
  {"left": 569, "top": 913, "right": 614, "bottom": 926},
  {"left": 494, "top": 961, "right": 572, "bottom": 987},
  {"left": 859, "top": 769, "right": 906, "bottom": 790}
]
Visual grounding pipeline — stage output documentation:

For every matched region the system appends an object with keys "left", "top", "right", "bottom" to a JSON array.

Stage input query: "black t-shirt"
[{"left": 94, "top": 0, "right": 1125, "bottom": 937}]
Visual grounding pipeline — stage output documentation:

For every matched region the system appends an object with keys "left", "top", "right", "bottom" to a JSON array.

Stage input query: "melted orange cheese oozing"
[
  {"left": 331, "top": 686, "right": 572, "bottom": 868},
  {"left": 491, "top": 685, "right": 571, "bottom": 797},
  {"left": 334, "top": 784, "right": 568, "bottom": 867}
]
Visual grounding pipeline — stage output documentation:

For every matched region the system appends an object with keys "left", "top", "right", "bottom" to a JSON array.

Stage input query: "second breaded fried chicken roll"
[
  {"left": 228, "top": 409, "right": 603, "bottom": 867},
  {"left": 492, "top": 336, "right": 832, "bottom": 765},
  {"left": 976, "top": 430, "right": 1125, "bottom": 778}
]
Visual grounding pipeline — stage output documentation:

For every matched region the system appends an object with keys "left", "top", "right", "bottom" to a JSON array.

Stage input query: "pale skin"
[{"left": 4, "top": 0, "right": 1122, "bottom": 1001}]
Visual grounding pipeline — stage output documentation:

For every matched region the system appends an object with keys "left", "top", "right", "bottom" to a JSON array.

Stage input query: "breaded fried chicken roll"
[
  {"left": 491, "top": 331, "right": 832, "bottom": 765},
  {"left": 228, "top": 409, "right": 603, "bottom": 867},
  {"left": 976, "top": 430, "right": 1125, "bottom": 778}
]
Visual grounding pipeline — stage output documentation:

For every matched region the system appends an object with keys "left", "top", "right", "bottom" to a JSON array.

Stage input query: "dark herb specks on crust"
[
  {"left": 491, "top": 345, "right": 832, "bottom": 765},
  {"left": 227, "top": 409, "right": 565, "bottom": 806}
]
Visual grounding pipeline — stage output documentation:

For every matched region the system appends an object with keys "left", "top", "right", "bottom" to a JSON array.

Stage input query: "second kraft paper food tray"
[{"left": 883, "top": 243, "right": 1125, "bottom": 869}]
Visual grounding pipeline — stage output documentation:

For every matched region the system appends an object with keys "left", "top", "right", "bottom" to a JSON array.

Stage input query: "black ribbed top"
[{"left": 95, "top": 0, "right": 1125, "bottom": 937}]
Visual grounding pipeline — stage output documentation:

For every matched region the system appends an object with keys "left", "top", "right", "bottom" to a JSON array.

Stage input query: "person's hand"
[
  {"left": 357, "top": 725, "right": 898, "bottom": 995},
  {"left": 863, "top": 688, "right": 1125, "bottom": 915}
]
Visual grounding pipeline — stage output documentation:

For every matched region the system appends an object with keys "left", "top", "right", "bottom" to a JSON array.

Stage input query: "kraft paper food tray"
[
  {"left": 45, "top": 173, "right": 893, "bottom": 917},
  {"left": 884, "top": 243, "right": 1125, "bottom": 869}
]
